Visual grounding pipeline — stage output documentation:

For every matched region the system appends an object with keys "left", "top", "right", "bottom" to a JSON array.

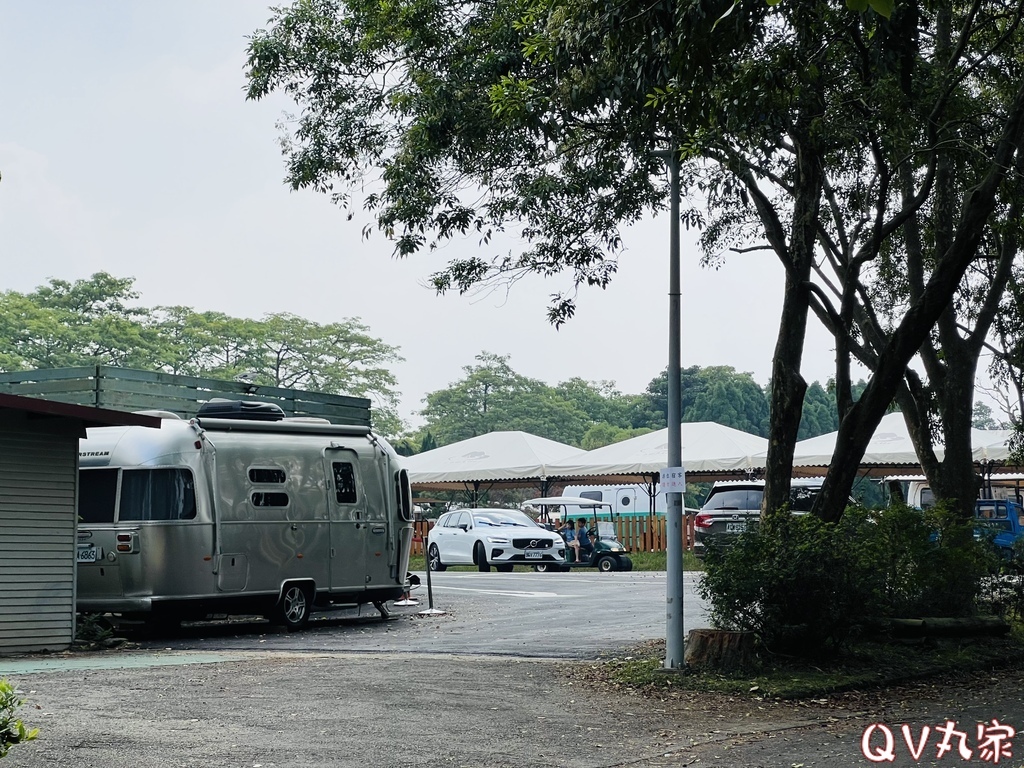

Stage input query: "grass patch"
[
  {"left": 597, "top": 630, "right": 1024, "bottom": 700},
  {"left": 629, "top": 550, "right": 704, "bottom": 571},
  {"left": 407, "top": 550, "right": 702, "bottom": 572}
]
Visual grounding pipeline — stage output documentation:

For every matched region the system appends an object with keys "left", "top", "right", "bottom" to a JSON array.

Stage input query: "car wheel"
[
  {"left": 428, "top": 543, "right": 447, "bottom": 572},
  {"left": 273, "top": 582, "right": 312, "bottom": 630},
  {"left": 620, "top": 555, "right": 633, "bottom": 572},
  {"left": 496, "top": 564, "right": 514, "bottom": 572},
  {"left": 474, "top": 541, "right": 491, "bottom": 572},
  {"left": 596, "top": 555, "right": 617, "bottom": 572}
]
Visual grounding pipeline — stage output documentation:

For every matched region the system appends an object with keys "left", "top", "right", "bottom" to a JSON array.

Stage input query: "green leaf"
[
  {"left": 868, "top": 0, "right": 893, "bottom": 17},
  {"left": 845, "top": 0, "right": 892, "bottom": 16}
]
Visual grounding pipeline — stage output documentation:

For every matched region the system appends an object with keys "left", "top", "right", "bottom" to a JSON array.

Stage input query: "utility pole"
[{"left": 655, "top": 146, "right": 685, "bottom": 669}]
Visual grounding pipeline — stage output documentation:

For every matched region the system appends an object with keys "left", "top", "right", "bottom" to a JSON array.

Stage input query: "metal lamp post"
[{"left": 654, "top": 146, "right": 685, "bottom": 670}]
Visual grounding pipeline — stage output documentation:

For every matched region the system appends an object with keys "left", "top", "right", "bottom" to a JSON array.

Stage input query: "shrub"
[
  {"left": 0, "top": 679, "right": 38, "bottom": 759},
  {"left": 75, "top": 612, "right": 114, "bottom": 647},
  {"left": 911, "top": 504, "right": 995, "bottom": 616},
  {"left": 697, "top": 503, "right": 994, "bottom": 657},
  {"left": 978, "top": 537, "right": 1024, "bottom": 620}
]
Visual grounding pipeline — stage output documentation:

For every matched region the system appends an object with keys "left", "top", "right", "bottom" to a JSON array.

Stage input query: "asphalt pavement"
[{"left": 2, "top": 571, "right": 1022, "bottom": 767}]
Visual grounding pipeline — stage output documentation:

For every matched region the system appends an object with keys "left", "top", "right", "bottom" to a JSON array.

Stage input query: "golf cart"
[{"left": 522, "top": 496, "right": 633, "bottom": 572}]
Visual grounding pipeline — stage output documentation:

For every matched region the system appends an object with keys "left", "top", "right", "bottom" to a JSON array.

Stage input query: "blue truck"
[{"left": 974, "top": 499, "right": 1024, "bottom": 555}]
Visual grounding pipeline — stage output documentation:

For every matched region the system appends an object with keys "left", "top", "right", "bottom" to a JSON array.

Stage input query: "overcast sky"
[{"left": 0, "top": 1, "right": 842, "bottom": 429}]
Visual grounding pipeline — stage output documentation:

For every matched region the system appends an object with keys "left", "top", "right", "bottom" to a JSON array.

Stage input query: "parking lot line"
[{"left": 429, "top": 585, "right": 583, "bottom": 598}]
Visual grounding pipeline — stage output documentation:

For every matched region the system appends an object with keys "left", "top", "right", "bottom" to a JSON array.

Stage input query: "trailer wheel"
[
  {"left": 474, "top": 542, "right": 491, "bottom": 572},
  {"left": 533, "top": 563, "right": 553, "bottom": 573},
  {"left": 274, "top": 582, "right": 312, "bottom": 630},
  {"left": 428, "top": 544, "right": 447, "bottom": 572},
  {"left": 596, "top": 555, "right": 617, "bottom": 573}
]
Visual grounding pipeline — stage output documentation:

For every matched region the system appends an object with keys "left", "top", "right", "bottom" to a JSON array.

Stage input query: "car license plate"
[
  {"left": 725, "top": 522, "right": 746, "bottom": 534},
  {"left": 525, "top": 551, "right": 542, "bottom": 559},
  {"left": 76, "top": 546, "right": 98, "bottom": 563}
]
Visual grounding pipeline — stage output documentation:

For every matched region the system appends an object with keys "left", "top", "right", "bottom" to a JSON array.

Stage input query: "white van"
[{"left": 895, "top": 475, "right": 1024, "bottom": 509}]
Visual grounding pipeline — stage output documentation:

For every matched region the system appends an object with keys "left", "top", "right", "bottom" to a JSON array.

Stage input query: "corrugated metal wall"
[{"left": 0, "top": 425, "right": 77, "bottom": 653}]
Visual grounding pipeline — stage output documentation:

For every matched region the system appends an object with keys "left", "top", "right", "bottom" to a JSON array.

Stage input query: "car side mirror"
[{"left": 459, "top": 523, "right": 469, "bottom": 531}]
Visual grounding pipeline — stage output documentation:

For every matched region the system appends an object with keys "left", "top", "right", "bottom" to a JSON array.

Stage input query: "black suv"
[{"left": 692, "top": 480, "right": 822, "bottom": 557}]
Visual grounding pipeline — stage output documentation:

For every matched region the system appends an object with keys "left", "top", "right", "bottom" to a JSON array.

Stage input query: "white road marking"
[{"left": 429, "top": 586, "right": 582, "bottom": 598}]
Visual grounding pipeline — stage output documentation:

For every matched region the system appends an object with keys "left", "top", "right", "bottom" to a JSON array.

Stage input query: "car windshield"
[
  {"left": 595, "top": 521, "right": 616, "bottom": 540},
  {"left": 702, "top": 485, "right": 821, "bottom": 512},
  {"left": 473, "top": 510, "right": 536, "bottom": 528},
  {"left": 703, "top": 488, "right": 762, "bottom": 510}
]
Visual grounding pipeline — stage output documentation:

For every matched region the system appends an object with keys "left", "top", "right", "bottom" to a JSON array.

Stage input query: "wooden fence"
[
  {"left": 409, "top": 516, "right": 695, "bottom": 556},
  {"left": 0, "top": 366, "right": 371, "bottom": 426}
]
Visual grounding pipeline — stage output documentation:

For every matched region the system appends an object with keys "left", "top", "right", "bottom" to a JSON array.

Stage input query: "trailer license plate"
[
  {"left": 76, "top": 547, "right": 98, "bottom": 563},
  {"left": 725, "top": 522, "right": 746, "bottom": 534},
  {"left": 525, "top": 551, "right": 542, "bottom": 559}
]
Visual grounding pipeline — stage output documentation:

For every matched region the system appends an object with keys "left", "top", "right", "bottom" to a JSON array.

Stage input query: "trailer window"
[
  {"left": 119, "top": 469, "right": 197, "bottom": 521},
  {"left": 79, "top": 468, "right": 119, "bottom": 524},
  {"left": 332, "top": 462, "right": 358, "bottom": 504},
  {"left": 396, "top": 469, "right": 413, "bottom": 522},
  {"left": 249, "top": 468, "right": 286, "bottom": 484},
  {"left": 251, "top": 492, "right": 289, "bottom": 507}
]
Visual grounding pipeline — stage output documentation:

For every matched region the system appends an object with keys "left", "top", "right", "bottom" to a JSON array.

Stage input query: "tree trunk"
[
  {"left": 761, "top": 23, "right": 823, "bottom": 516},
  {"left": 920, "top": 617, "right": 1009, "bottom": 637},
  {"left": 684, "top": 629, "right": 757, "bottom": 670},
  {"left": 935, "top": 344, "right": 982, "bottom": 520}
]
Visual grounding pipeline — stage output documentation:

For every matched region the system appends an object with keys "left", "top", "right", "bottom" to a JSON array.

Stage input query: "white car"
[{"left": 426, "top": 508, "right": 566, "bottom": 572}]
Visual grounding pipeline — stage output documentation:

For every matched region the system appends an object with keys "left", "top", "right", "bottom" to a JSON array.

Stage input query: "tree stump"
[{"left": 684, "top": 629, "right": 757, "bottom": 670}]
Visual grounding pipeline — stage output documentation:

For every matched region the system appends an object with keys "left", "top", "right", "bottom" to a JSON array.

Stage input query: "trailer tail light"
[
  {"left": 694, "top": 514, "right": 713, "bottom": 529},
  {"left": 116, "top": 533, "right": 134, "bottom": 552}
]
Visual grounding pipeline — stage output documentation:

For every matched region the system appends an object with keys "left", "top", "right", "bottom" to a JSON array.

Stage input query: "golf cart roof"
[{"left": 522, "top": 496, "right": 613, "bottom": 508}]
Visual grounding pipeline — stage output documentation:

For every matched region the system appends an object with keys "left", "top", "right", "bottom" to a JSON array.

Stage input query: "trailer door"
[
  {"left": 324, "top": 449, "right": 374, "bottom": 593},
  {"left": 612, "top": 487, "right": 639, "bottom": 517},
  {"left": 76, "top": 468, "right": 125, "bottom": 607}
]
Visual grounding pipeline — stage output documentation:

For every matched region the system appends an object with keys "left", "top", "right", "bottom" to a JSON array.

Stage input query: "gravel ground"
[{"left": 6, "top": 644, "right": 1023, "bottom": 768}]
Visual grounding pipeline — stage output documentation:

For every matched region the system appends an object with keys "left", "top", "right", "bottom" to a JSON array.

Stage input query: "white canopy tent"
[
  {"left": 781, "top": 412, "right": 921, "bottom": 475},
  {"left": 544, "top": 422, "right": 769, "bottom": 484},
  {"left": 542, "top": 422, "right": 768, "bottom": 516},
  {"left": 403, "top": 430, "right": 586, "bottom": 499},
  {"left": 972, "top": 427, "right": 1015, "bottom": 464},
  {"left": 758, "top": 411, "right": 1019, "bottom": 477}
]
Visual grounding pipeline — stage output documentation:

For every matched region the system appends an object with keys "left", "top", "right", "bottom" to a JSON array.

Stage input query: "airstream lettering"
[{"left": 76, "top": 404, "right": 414, "bottom": 629}]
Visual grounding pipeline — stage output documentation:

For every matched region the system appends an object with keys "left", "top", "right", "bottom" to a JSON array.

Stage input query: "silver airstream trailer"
[{"left": 75, "top": 401, "right": 414, "bottom": 629}]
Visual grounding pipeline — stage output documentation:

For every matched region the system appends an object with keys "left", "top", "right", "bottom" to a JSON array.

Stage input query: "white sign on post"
[{"left": 661, "top": 466, "right": 686, "bottom": 493}]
